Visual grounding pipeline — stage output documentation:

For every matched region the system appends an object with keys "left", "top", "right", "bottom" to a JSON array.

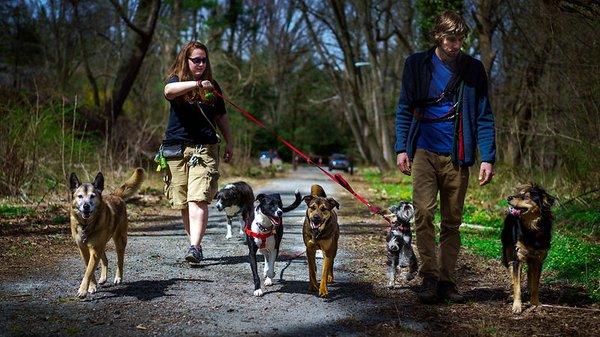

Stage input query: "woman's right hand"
[{"left": 200, "top": 80, "right": 213, "bottom": 89}]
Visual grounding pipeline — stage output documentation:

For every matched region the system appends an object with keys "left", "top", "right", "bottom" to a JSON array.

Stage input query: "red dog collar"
[{"left": 244, "top": 226, "right": 273, "bottom": 249}]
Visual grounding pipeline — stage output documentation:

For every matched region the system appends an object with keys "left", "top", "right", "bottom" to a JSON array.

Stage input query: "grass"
[
  {"left": 362, "top": 168, "right": 600, "bottom": 302},
  {"left": 0, "top": 204, "right": 34, "bottom": 218}
]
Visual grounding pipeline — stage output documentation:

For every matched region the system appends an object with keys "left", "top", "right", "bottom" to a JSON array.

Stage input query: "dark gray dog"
[
  {"left": 386, "top": 201, "right": 418, "bottom": 287},
  {"left": 214, "top": 181, "right": 255, "bottom": 239}
]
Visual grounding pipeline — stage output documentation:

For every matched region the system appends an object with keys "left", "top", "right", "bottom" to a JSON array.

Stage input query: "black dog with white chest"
[
  {"left": 245, "top": 190, "right": 301, "bottom": 296},
  {"left": 386, "top": 201, "right": 418, "bottom": 287},
  {"left": 214, "top": 181, "right": 255, "bottom": 240}
]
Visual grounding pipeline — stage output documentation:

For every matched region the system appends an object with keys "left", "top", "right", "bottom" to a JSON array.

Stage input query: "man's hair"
[
  {"left": 166, "top": 41, "right": 213, "bottom": 102},
  {"left": 431, "top": 10, "right": 469, "bottom": 44}
]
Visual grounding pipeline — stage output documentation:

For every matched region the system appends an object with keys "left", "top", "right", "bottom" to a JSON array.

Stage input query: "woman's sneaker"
[{"left": 185, "top": 245, "right": 203, "bottom": 265}]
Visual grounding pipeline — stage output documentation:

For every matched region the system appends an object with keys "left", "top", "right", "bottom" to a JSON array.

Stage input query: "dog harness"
[
  {"left": 390, "top": 218, "right": 411, "bottom": 233},
  {"left": 244, "top": 216, "right": 276, "bottom": 249},
  {"left": 244, "top": 227, "right": 273, "bottom": 249}
]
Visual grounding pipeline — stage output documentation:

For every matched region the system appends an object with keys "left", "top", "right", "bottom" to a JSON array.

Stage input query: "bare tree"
[
  {"left": 297, "top": 0, "right": 416, "bottom": 171},
  {"left": 106, "top": 0, "right": 161, "bottom": 128}
]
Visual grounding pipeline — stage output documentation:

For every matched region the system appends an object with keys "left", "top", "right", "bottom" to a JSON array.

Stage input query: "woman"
[{"left": 162, "top": 41, "right": 233, "bottom": 265}]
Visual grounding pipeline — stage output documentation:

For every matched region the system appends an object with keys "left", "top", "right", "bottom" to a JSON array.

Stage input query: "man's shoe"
[
  {"left": 417, "top": 277, "right": 439, "bottom": 304},
  {"left": 185, "top": 245, "right": 203, "bottom": 265},
  {"left": 438, "top": 281, "right": 465, "bottom": 303}
]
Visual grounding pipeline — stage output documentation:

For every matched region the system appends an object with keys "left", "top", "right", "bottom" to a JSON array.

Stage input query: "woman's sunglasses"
[{"left": 188, "top": 57, "right": 208, "bottom": 65}]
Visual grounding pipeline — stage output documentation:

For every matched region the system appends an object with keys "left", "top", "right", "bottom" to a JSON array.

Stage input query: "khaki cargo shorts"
[{"left": 164, "top": 144, "right": 220, "bottom": 209}]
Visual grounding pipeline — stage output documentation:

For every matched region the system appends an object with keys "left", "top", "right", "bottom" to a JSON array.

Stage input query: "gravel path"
[{"left": 0, "top": 167, "right": 423, "bottom": 336}]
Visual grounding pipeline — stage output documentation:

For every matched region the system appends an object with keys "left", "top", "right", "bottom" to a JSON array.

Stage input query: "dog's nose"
[
  {"left": 276, "top": 210, "right": 283, "bottom": 217},
  {"left": 83, "top": 204, "right": 90, "bottom": 211},
  {"left": 507, "top": 196, "right": 514, "bottom": 202},
  {"left": 311, "top": 215, "right": 322, "bottom": 223}
]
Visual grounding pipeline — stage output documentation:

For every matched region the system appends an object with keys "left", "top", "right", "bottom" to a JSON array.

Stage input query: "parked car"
[
  {"left": 259, "top": 150, "right": 282, "bottom": 168},
  {"left": 328, "top": 153, "right": 353, "bottom": 174}
]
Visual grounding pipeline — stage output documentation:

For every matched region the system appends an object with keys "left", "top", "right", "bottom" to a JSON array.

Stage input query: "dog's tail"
[
  {"left": 310, "top": 184, "right": 326, "bottom": 197},
  {"left": 112, "top": 167, "right": 145, "bottom": 199},
  {"left": 282, "top": 189, "right": 302, "bottom": 212}
]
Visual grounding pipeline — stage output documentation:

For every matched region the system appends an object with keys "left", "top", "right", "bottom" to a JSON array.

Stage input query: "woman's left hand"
[
  {"left": 223, "top": 143, "right": 233, "bottom": 163},
  {"left": 201, "top": 80, "right": 213, "bottom": 88}
]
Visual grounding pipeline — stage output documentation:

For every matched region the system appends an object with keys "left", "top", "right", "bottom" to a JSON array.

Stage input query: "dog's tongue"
[
  {"left": 269, "top": 216, "right": 282, "bottom": 226},
  {"left": 508, "top": 207, "right": 522, "bottom": 217},
  {"left": 310, "top": 221, "right": 320, "bottom": 230}
]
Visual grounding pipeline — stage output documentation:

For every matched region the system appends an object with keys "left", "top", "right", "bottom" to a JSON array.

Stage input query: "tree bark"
[{"left": 105, "top": 0, "right": 161, "bottom": 127}]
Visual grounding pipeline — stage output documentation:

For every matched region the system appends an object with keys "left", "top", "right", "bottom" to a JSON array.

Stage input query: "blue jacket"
[{"left": 395, "top": 48, "right": 496, "bottom": 166}]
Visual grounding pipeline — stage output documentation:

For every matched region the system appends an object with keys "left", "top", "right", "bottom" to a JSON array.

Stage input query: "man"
[{"left": 395, "top": 11, "right": 496, "bottom": 303}]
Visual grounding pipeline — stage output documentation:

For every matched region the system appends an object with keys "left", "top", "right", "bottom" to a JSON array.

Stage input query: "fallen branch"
[{"left": 541, "top": 304, "right": 600, "bottom": 312}]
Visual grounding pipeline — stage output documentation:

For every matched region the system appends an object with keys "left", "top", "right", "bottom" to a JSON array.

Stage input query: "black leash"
[{"left": 278, "top": 250, "right": 306, "bottom": 281}]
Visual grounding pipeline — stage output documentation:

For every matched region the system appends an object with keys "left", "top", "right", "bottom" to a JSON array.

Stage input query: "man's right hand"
[{"left": 396, "top": 152, "right": 411, "bottom": 176}]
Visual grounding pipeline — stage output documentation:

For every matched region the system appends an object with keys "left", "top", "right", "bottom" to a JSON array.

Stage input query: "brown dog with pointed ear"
[
  {"left": 302, "top": 184, "right": 340, "bottom": 297},
  {"left": 69, "top": 168, "right": 145, "bottom": 298}
]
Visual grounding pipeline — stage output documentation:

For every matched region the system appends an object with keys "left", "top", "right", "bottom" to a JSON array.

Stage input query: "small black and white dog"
[
  {"left": 385, "top": 201, "right": 418, "bottom": 287},
  {"left": 214, "top": 181, "right": 255, "bottom": 239},
  {"left": 246, "top": 189, "right": 301, "bottom": 296}
]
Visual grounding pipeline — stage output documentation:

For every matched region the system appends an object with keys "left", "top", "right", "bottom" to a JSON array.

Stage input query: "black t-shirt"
[{"left": 163, "top": 75, "right": 226, "bottom": 145}]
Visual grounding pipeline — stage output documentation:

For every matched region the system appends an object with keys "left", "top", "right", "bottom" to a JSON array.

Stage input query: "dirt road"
[
  {"left": 2, "top": 167, "right": 598, "bottom": 337},
  {"left": 0, "top": 167, "right": 424, "bottom": 336}
]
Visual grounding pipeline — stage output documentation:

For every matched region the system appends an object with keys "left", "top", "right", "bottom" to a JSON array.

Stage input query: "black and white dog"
[
  {"left": 386, "top": 201, "right": 418, "bottom": 287},
  {"left": 214, "top": 182, "right": 255, "bottom": 240},
  {"left": 246, "top": 190, "right": 301, "bottom": 296}
]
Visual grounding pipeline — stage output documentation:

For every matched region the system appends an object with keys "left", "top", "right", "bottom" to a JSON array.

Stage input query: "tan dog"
[
  {"left": 68, "top": 168, "right": 145, "bottom": 298},
  {"left": 302, "top": 185, "right": 340, "bottom": 297}
]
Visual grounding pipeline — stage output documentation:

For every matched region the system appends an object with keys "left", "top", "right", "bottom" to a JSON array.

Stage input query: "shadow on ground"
[{"left": 95, "top": 278, "right": 213, "bottom": 301}]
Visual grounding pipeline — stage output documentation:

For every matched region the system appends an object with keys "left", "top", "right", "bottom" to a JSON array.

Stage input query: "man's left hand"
[{"left": 478, "top": 162, "right": 494, "bottom": 186}]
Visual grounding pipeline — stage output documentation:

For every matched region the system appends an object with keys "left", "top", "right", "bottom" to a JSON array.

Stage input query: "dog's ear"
[
  {"left": 543, "top": 193, "right": 556, "bottom": 208},
  {"left": 255, "top": 193, "right": 266, "bottom": 202},
  {"left": 326, "top": 197, "right": 340, "bottom": 210},
  {"left": 93, "top": 172, "right": 104, "bottom": 193},
  {"left": 68, "top": 172, "right": 80, "bottom": 192},
  {"left": 302, "top": 195, "right": 314, "bottom": 205}
]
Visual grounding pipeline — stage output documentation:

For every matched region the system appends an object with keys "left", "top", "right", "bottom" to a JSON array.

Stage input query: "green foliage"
[
  {"left": 555, "top": 202, "right": 600, "bottom": 239},
  {"left": 362, "top": 168, "right": 412, "bottom": 202},
  {"left": 0, "top": 98, "right": 99, "bottom": 197},
  {"left": 0, "top": 204, "right": 34, "bottom": 217},
  {"left": 462, "top": 204, "right": 503, "bottom": 228},
  {"left": 461, "top": 227, "right": 502, "bottom": 259}
]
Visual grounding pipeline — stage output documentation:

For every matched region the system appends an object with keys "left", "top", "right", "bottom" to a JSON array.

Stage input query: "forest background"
[{"left": 0, "top": 0, "right": 598, "bottom": 297}]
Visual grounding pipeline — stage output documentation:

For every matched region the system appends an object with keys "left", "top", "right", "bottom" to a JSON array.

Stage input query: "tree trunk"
[{"left": 105, "top": 0, "right": 161, "bottom": 127}]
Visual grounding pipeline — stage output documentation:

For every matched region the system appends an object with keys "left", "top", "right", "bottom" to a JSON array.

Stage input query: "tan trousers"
[{"left": 412, "top": 149, "right": 469, "bottom": 284}]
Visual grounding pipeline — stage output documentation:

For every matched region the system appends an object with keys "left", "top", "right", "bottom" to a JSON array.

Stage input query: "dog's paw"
[
  {"left": 225, "top": 233, "right": 232, "bottom": 240},
  {"left": 114, "top": 276, "right": 122, "bottom": 285},
  {"left": 88, "top": 284, "right": 97, "bottom": 293},
  {"left": 318, "top": 288, "right": 329, "bottom": 298},
  {"left": 98, "top": 276, "right": 107, "bottom": 285},
  {"left": 264, "top": 277, "right": 273, "bottom": 286},
  {"left": 253, "top": 289, "right": 264, "bottom": 297},
  {"left": 512, "top": 302, "right": 523, "bottom": 314},
  {"left": 387, "top": 280, "right": 395, "bottom": 288},
  {"left": 77, "top": 289, "right": 88, "bottom": 299}
]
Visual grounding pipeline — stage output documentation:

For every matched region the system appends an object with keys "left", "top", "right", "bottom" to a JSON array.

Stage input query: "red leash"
[{"left": 214, "top": 91, "right": 390, "bottom": 223}]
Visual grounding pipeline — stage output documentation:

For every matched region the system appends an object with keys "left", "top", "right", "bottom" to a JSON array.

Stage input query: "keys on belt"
[{"left": 187, "top": 145, "right": 204, "bottom": 167}]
